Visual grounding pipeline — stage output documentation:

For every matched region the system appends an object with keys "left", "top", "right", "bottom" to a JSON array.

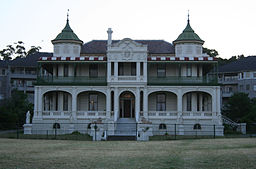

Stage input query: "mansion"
[{"left": 30, "top": 16, "right": 224, "bottom": 140}]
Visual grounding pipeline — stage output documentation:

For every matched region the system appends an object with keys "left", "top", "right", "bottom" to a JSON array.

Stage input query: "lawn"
[{"left": 0, "top": 138, "right": 255, "bottom": 169}]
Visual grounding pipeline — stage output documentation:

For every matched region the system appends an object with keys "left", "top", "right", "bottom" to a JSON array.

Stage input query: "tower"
[
  {"left": 173, "top": 14, "right": 205, "bottom": 57},
  {"left": 51, "top": 13, "right": 83, "bottom": 57}
]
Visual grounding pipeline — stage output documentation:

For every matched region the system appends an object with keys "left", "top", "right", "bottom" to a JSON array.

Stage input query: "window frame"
[
  {"left": 89, "top": 93, "right": 98, "bottom": 111},
  {"left": 156, "top": 93, "right": 166, "bottom": 111}
]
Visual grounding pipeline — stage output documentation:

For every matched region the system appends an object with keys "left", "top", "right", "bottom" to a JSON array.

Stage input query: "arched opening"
[
  {"left": 159, "top": 123, "right": 167, "bottom": 130},
  {"left": 119, "top": 91, "right": 135, "bottom": 118},
  {"left": 182, "top": 91, "right": 212, "bottom": 112},
  {"left": 43, "top": 91, "right": 72, "bottom": 111},
  {"left": 148, "top": 91, "right": 177, "bottom": 112},
  {"left": 77, "top": 91, "right": 106, "bottom": 111},
  {"left": 193, "top": 123, "right": 202, "bottom": 130},
  {"left": 53, "top": 123, "right": 60, "bottom": 129}
]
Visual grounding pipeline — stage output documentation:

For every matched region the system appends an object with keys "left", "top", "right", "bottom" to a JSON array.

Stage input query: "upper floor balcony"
[
  {"left": 36, "top": 76, "right": 107, "bottom": 86},
  {"left": 148, "top": 75, "right": 218, "bottom": 86}
]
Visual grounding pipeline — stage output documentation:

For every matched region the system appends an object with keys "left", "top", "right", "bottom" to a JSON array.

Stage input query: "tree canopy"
[
  {"left": 222, "top": 93, "right": 256, "bottom": 123},
  {"left": 0, "top": 41, "right": 41, "bottom": 60}
]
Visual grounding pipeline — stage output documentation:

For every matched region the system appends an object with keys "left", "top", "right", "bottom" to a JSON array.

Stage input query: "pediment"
[{"left": 112, "top": 38, "right": 147, "bottom": 50}]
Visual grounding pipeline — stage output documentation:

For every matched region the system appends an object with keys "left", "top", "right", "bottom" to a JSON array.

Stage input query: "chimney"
[{"left": 107, "top": 28, "right": 113, "bottom": 46}]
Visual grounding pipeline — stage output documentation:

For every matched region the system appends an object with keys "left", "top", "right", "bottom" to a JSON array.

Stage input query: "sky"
[{"left": 0, "top": 0, "right": 256, "bottom": 59}]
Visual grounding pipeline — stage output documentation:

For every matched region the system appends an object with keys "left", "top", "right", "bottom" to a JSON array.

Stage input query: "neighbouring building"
[
  {"left": 218, "top": 56, "right": 256, "bottom": 106},
  {"left": 30, "top": 16, "right": 224, "bottom": 140},
  {"left": 0, "top": 52, "right": 52, "bottom": 103}
]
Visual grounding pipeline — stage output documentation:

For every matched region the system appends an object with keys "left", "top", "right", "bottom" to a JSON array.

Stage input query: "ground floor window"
[
  {"left": 89, "top": 94, "right": 98, "bottom": 111},
  {"left": 156, "top": 94, "right": 166, "bottom": 111}
]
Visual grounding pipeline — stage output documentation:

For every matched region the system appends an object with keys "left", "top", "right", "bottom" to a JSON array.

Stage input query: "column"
[
  {"left": 71, "top": 89, "right": 77, "bottom": 121},
  {"left": 106, "top": 88, "right": 111, "bottom": 118},
  {"left": 135, "top": 88, "right": 140, "bottom": 122},
  {"left": 107, "top": 62, "right": 111, "bottom": 82},
  {"left": 136, "top": 62, "right": 140, "bottom": 81},
  {"left": 114, "top": 87, "right": 118, "bottom": 121},
  {"left": 38, "top": 88, "right": 42, "bottom": 119},
  {"left": 199, "top": 93, "right": 203, "bottom": 111},
  {"left": 114, "top": 62, "right": 118, "bottom": 81},
  {"left": 143, "top": 88, "right": 148, "bottom": 119},
  {"left": 212, "top": 90, "right": 217, "bottom": 114},
  {"left": 33, "top": 87, "right": 38, "bottom": 119},
  {"left": 177, "top": 89, "right": 182, "bottom": 113},
  {"left": 143, "top": 62, "right": 147, "bottom": 82}
]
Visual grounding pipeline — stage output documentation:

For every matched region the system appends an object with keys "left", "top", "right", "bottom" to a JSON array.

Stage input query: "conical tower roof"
[
  {"left": 52, "top": 17, "right": 83, "bottom": 45},
  {"left": 173, "top": 17, "right": 204, "bottom": 44}
]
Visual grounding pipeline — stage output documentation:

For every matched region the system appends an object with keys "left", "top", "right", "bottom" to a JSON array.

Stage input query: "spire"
[
  {"left": 187, "top": 10, "right": 190, "bottom": 24},
  {"left": 173, "top": 13, "right": 204, "bottom": 44},
  {"left": 67, "top": 9, "right": 69, "bottom": 22},
  {"left": 52, "top": 11, "right": 83, "bottom": 45}
]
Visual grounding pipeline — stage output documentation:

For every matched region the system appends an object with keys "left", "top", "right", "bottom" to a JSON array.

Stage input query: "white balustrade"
[{"left": 76, "top": 111, "right": 107, "bottom": 118}]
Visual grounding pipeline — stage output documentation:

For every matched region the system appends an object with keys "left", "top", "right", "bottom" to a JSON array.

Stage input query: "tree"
[
  {"left": 0, "top": 41, "right": 41, "bottom": 60},
  {"left": 222, "top": 93, "right": 252, "bottom": 122},
  {"left": 203, "top": 47, "right": 219, "bottom": 57},
  {"left": 0, "top": 90, "right": 33, "bottom": 129}
]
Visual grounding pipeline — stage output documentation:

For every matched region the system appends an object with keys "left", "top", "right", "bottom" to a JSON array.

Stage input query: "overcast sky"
[{"left": 1, "top": 0, "right": 256, "bottom": 59}]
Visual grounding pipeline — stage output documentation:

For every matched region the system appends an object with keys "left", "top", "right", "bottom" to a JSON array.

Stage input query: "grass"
[{"left": 0, "top": 138, "right": 256, "bottom": 169}]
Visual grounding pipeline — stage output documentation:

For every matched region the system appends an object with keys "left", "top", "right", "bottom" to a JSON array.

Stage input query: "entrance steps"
[{"left": 107, "top": 118, "right": 137, "bottom": 140}]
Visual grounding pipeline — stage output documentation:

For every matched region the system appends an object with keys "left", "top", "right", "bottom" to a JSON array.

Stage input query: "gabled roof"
[
  {"left": 81, "top": 40, "right": 175, "bottom": 54},
  {"left": 10, "top": 52, "right": 53, "bottom": 67},
  {"left": 218, "top": 56, "right": 256, "bottom": 73}
]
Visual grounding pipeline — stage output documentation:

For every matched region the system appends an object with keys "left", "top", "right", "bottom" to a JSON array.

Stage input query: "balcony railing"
[
  {"left": 148, "top": 75, "right": 218, "bottom": 85},
  {"left": 36, "top": 76, "right": 107, "bottom": 86}
]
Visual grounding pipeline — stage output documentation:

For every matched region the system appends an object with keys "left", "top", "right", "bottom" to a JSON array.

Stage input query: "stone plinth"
[{"left": 23, "top": 124, "right": 32, "bottom": 135}]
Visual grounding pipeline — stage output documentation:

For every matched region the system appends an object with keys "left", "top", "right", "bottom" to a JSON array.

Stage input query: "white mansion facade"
[{"left": 31, "top": 17, "right": 224, "bottom": 140}]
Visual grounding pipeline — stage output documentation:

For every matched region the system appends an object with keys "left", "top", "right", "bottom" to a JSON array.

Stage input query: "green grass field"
[{"left": 0, "top": 138, "right": 255, "bottom": 169}]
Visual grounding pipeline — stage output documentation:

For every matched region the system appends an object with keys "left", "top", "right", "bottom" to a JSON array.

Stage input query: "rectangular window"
[
  {"left": 56, "top": 65, "right": 59, "bottom": 77},
  {"left": 186, "top": 64, "right": 192, "bottom": 77},
  {"left": 2, "top": 69, "right": 5, "bottom": 75},
  {"left": 89, "top": 64, "right": 98, "bottom": 77},
  {"left": 64, "top": 64, "right": 69, "bottom": 77},
  {"left": 131, "top": 62, "right": 136, "bottom": 76},
  {"left": 63, "top": 93, "right": 69, "bottom": 111},
  {"left": 118, "top": 62, "right": 124, "bottom": 76},
  {"left": 197, "top": 65, "right": 200, "bottom": 77},
  {"left": 246, "top": 84, "right": 250, "bottom": 90},
  {"left": 111, "top": 62, "right": 114, "bottom": 76},
  {"left": 156, "top": 94, "right": 166, "bottom": 111},
  {"left": 186, "top": 93, "right": 192, "bottom": 111},
  {"left": 0, "top": 81, "right": 2, "bottom": 87},
  {"left": 253, "top": 73, "right": 256, "bottom": 78},
  {"left": 111, "top": 91, "right": 114, "bottom": 111},
  {"left": 89, "top": 94, "right": 98, "bottom": 111},
  {"left": 254, "top": 85, "right": 256, "bottom": 91},
  {"left": 140, "top": 62, "right": 143, "bottom": 76},
  {"left": 55, "top": 92, "right": 58, "bottom": 111},
  {"left": 197, "top": 93, "right": 200, "bottom": 111},
  {"left": 140, "top": 91, "right": 143, "bottom": 111},
  {"left": 157, "top": 64, "right": 166, "bottom": 77}
]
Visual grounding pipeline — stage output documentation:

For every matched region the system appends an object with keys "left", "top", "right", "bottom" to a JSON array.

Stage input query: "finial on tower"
[
  {"left": 187, "top": 10, "right": 190, "bottom": 23},
  {"left": 67, "top": 9, "right": 69, "bottom": 21}
]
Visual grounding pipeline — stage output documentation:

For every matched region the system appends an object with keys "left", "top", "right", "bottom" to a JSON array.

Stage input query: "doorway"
[{"left": 119, "top": 91, "right": 135, "bottom": 118}]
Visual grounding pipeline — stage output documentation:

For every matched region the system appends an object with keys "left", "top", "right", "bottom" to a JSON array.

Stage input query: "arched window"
[
  {"left": 159, "top": 123, "right": 167, "bottom": 130},
  {"left": 193, "top": 123, "right": 201, "bottom": 130},
  {"left": 53, "top": 123, "right": 60, "bottom": 129}
]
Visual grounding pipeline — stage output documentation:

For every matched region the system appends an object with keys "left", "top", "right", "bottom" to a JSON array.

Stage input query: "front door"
[
  {"left": 119, "top": 91, "right": 135, "bottom": 119},
  {"left": 124, "top": 99, "right": 131, "bottom": 118}
]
